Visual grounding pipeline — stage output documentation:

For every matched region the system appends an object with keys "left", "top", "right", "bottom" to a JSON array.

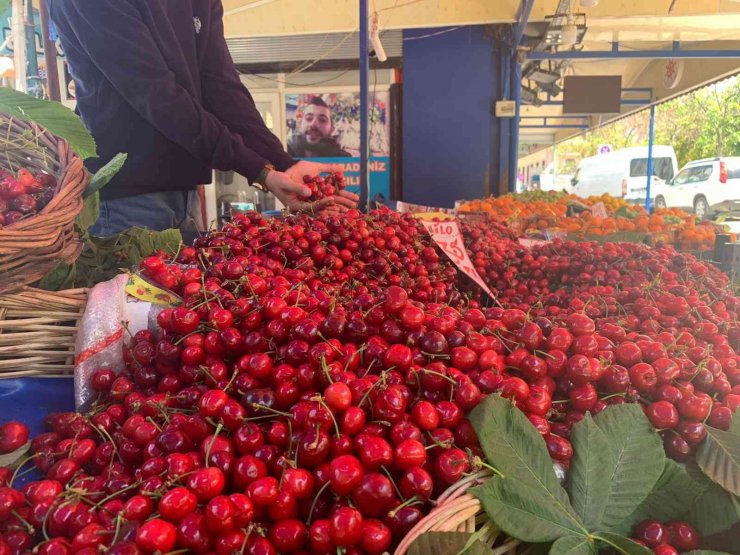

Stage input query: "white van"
[{"left": 572, "top": 146, "right": 678, "bottom": 201}]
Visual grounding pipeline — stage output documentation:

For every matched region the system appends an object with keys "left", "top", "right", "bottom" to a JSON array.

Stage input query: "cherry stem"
[
  {"left": 387, "top": 495, "right": 422, "bottom": 518},
  {"left": 306, "top": 480, "right": 331, "bottom": 525},
  {"left": 471, "top": 456, "right": 505, "bottom": 478},
  {"left": 205, "top": 423, "right": 224, "bottom": 468}
]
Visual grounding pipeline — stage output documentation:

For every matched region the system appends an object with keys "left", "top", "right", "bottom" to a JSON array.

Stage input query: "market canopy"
[{"left": 223, "top": 0, "right": 740, "bottom": 151}]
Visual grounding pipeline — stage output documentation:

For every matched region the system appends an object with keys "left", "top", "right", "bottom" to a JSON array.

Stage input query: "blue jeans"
[{"left": 90, "top": 191, "right": 199, "bottom": 242}]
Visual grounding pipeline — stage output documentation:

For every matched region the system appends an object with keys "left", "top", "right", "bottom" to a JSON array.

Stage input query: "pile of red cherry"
[
  {"left": 303, "top": 173, "right": 346, "bottom": 203},
  {"left": 0, "top": 168, "right": 57, "bottom": 226},
  {"left": 0, "top": 207, "right": 735, "bottom": 555},
  {"left": 631, "top": 520, "right": 700, "bottom": 555}
]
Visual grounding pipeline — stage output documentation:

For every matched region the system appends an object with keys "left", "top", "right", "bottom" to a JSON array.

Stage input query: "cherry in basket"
[{"left": 0, "top": 168, "right": 57, "bottom": 226}]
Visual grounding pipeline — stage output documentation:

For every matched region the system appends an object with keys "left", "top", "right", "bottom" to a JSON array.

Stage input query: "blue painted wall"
[{"left": 402, "top": 26, "right": 496, "bottom": 207}]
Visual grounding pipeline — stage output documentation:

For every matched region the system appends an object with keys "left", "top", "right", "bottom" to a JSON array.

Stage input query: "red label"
[{"left": 421, "top": 220, "right": 495, "bottom": 298}]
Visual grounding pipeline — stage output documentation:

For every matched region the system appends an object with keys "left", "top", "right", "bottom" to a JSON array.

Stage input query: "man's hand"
[
  {"left": 265, "top": 171, "right": 359, "bottom": 214},
  {"left": 267, "top": 160, "right": 360, "bottom": 213},
  {"left": 284, "top": 160, "right": 343, "bottom": 183}
]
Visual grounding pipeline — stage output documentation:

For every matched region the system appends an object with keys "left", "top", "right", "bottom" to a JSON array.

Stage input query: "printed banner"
[{"left": 286, "top": 92, "right": 391, "bottom": 199}]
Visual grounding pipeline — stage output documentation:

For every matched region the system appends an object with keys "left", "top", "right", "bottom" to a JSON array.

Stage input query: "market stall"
[{"left": 0, "top": 2, "right": 737, "bottom": 554}]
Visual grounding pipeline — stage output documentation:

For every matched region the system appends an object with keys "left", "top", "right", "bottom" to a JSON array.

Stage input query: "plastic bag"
[{"left": 74, "top": 274, "right": 164, "bottom": 410}]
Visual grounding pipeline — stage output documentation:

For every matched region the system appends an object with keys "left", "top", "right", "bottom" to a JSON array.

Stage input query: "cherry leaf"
[
  {"left": 695, "top": 424, "right": 740, "bottom": 496},
  {"left": 0, "top": 441, "right": 31, "bottom": 469}
]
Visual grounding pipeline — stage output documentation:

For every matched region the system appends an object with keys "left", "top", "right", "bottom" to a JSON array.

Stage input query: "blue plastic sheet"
[
  {"left": 0, "top": 378, "right": 75, "bottom": 485},
  {"left": 0, "top": 378, "right": 75, "bottom": 438}
]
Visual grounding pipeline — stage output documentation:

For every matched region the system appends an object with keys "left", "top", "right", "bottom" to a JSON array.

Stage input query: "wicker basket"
[
  {"left": 394, "top": 471, "right": 521, "bottom": 555},
  {"left": 0, "top": 115, "right": 88, "bottom": 294},
  {"left": 0, "top": 287, "right": 88, "bottom": 378}
]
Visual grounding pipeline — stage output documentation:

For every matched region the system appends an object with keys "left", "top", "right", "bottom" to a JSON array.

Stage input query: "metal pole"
[
  {"left": 645, "top": 104, "right": 656, "bottom": 213},
  {"left": 25, "top": 0, "right": 37, "bottom": 77},
  {"left": 359, "top": 0, "right": 370, "bottom": 210},
  {"left": 509, "top": 58, "right": 522, "bottom": 193},
  {"left": 12, "top": 0, "right": 26, "bottom": 91},
  {"left": 39, "top": 0, "right": 60, "bottom": 102}
]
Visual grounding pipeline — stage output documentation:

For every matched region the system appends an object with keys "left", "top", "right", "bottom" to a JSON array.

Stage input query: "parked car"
[
  {"left": 572, "top": 146, "right": 678, "bottom": 201},
  {"left": 536, "top": 163, "right": 574, "bottom": 193},
  {"left": 652, "top": 157, "right": 740, "bottom": 218}
]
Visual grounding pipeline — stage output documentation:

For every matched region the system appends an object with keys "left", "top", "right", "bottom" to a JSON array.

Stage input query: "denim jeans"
[{"left": 90, "top": 191, "right": 200, "bottom": 243}]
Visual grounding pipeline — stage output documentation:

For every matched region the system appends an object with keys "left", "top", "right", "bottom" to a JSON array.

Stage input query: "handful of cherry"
[
  {"left": 303, "top": 172, "right": 346, "bottom": 202},
  {"left": 0, "top": 168, "right": 57, "bottom": 226}
]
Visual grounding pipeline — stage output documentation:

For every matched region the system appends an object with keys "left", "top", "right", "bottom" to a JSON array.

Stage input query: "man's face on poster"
[{"left": 300, "top": 104, "right": 333, "bottom": 145}]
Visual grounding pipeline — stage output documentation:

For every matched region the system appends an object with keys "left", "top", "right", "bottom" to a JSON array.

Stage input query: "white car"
[{"left": 653, "top": 157, "right": 740, "bottom": 218}]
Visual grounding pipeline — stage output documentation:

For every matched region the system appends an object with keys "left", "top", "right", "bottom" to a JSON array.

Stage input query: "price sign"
[
  {"left": 420, "top": 220, "right": 495, "bottom": 299},
  {"left": 591, "top": 202, "right": 608, "bottom": 219}
]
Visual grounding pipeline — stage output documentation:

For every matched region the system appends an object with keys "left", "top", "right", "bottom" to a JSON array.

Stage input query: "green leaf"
[
  {"left": 568, "top": 413, "right": 615, "bottom": 530},
  {"left": 549, "top": 536, "right": 595, "bottom": 555},
  {"left": 36, "top": 261, "right": 76, "bottom": 292},
  {"left": 472, "top": 478, "right": 587, "bottom": 544},
  {"left": 695, "top": 424, "right": 740, "bottom": 496},
  {"left": 593, "top": 532, "right": 653, "bottom": 555},
  {"left": 620, "top": 460, "right": 706, "bottom": 534},
  {"left": 0, "top": 87, "right": 97, "bottom": 159},
  {"left": 0, "top": 441, "right": 30, "bottom": 469},
  {"left": 469, "top": 395, "right": 564, "bottom": 497},
  {"left": 406, "top": 532, "right": 493, "bottom": 555},
  {"left": 76, "top": 192, "right": 100, "bottom": 231},
  {"left": 86, "top": 153, "right": 127, "bottom": 197},
  {"left": 684, "top": 463, "right": 740, "bottom": 537},
  {"left": 591, "top": 404, "right": 665, "bottom": 532}
]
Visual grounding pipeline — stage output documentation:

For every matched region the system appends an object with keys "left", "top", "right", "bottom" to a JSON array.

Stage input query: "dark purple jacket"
[{"left": 49, "top": 0, "right": 294, "bottom": 199}]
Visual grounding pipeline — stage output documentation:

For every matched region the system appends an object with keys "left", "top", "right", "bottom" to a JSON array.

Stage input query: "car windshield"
[
  {"left": 672, "top": 165, "right": 713, "bottom": 185},
  {"left": 629, "top": 157, "right": 675, "bottom": 181}
]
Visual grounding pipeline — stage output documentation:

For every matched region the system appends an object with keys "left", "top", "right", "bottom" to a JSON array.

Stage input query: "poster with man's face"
[{"left": 286, "top": 92, "right": 391, "bottom": 159}]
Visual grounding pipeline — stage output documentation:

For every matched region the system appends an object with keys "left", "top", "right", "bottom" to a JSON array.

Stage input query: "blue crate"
[{"left": 0, "top": 378, "right": 76, "bottom": 436}]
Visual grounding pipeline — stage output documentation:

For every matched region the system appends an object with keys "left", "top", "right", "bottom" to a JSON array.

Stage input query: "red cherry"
[
  {"left": 136, "top": 519, "right": 177, "bottom": 553},
  {"left": 645, "top": 401, "right": 680, "bottom": 429}
]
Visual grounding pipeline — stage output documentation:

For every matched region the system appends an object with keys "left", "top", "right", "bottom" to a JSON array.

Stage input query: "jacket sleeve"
[
  {"left": 200, "top": 0, "right": 296, "bottom": 172},
  {"left": 50, "top": 0, "right": 270, "bottom": 182}
]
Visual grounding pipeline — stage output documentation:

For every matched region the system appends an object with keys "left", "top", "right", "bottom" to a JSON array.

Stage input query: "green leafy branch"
[{"left": 456, "top": 396, "right": 740, "bottom": 555}]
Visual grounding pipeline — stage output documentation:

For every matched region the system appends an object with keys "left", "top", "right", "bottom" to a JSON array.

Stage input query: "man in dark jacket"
[{"left": 48, "top": 0, "right": 357, "bottom": 235}]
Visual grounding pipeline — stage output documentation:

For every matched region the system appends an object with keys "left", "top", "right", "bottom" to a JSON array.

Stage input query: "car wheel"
[
  {"left": 655, "top": 196, "right": 667, "bottom": 211},
  {"left": 694, "top": 196, "right": 709, "bottom": 219}
]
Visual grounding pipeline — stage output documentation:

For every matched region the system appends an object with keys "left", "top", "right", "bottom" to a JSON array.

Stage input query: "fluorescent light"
[{"left": 580, "top": 0, "right": 599, "bottom": 7}]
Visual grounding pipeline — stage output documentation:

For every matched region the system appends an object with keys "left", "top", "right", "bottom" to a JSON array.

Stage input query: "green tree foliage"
[{"left": 559, "top": 76, "right": 740, "bottom": 167}]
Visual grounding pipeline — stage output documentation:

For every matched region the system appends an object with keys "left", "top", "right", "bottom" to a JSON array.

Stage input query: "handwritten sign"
[
  {"left": 591, "top": 202, "right": 608, "bottom": 219},
  {"left": 420, "top": 220, "right": 495, "bottom": 298}
]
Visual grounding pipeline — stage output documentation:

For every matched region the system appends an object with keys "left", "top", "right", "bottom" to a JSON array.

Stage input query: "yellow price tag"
[
  {"left": 125, "top": 273, "right": 181, "bottom": 307},
  {"left": 412, "top": 212, "right": 456, "bottom": 221}
]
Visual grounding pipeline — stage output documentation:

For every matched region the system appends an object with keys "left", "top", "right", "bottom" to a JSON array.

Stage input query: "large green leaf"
[
  {"left": 684, "top": 463, "right": 740, "bottom": 537},
  {"left": 695, "top": 425, "right": 740, "bottom": 496},
  {"left": 620, "top": 460, "right": 706, "bottom": 535},
  {"left": 406, "top": 532, "right": 493, "bottom": 555},
  {"left": 592, "top": 532, "right": 653, "bottom": 555},
  {"left": 472, "top": 478, "right": 587, "bottom": 544},
  {"left": 76, "top": 192, "right": 100, "bottom": 231},
  {"left": 86, "top": 153, "right": 127, "bottom": 197},
  {"left": 469, "top": 395, "right": 564, "bottom": 497},
  {"left": 0, "top": 441, "right": 30, "bottom": 469},
  {"left": 591, "top": 404, "right": 665, "bottom": 532},
  {"left": 36, "top": 261, "right": 76, "bottom": 292},
  {"left": 549, "top": 535, "right": 595, "bottom": 555},
  {"left": 0, "top": 87, "right": 97, "bottom": 159},
  {"left": 568, "top": 413, "right": 615, "bottom": 530}
]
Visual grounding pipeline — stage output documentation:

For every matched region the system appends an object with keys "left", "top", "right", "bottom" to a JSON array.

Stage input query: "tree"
[{"left": 556, "top": 76, "right": 740, "bottom": 168}]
